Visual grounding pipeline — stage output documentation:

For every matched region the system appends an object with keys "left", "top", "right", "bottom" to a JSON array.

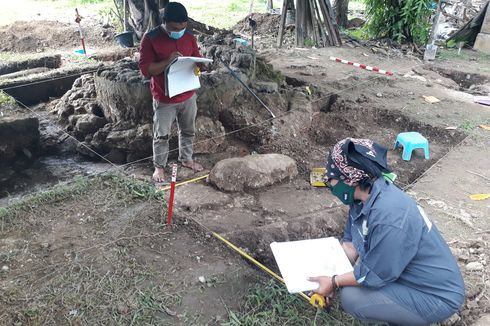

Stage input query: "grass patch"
[
  {"left": 345, "top": 26, "right": 370, "bottom": 41},
  {"left": 186, "top": 0, "right": 268, "bottom": 29},
  {"left": 224, "top": 279, "right": 367, "bottom": 326},
  {"left": 0, "top": 174, "right": 166, "bottom": 231},
  {"left": 0, "top": 52, "right": 57, "bottom": 62},
  {"left": 459, "top": 120, "right": 479, "bottom": 132},
  {"left": 4, "top": 0, "right": 268, "bottom": 31},
  {"left": 0, "top": 176, "right": 91, "bottom": 230},
  {"left": 437, "top": 48, "right": 490, "bottom": 71},
  {"left": 0, "top": 171, "right": 188, "bottom": 325},
  {"left": 0, "top": 90, "right": 16, "bottom": 107},
  {"left": 9, "top": 240, "right": 179, "bottom": 325},
  {"left": 68, "top": 0, "right": 106, "bottom": 4}
]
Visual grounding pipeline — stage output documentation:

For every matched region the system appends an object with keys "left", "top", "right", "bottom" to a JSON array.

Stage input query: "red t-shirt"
[{"left": 139, "top": 26, "right": 201, "bottom": 104}]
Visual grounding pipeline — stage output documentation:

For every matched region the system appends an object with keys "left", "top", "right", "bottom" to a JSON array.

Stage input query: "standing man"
[{"left": 139, "top": 2, "right": 204, "bottom": 183}]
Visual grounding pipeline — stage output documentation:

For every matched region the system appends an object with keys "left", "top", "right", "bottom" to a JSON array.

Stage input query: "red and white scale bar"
[{"left": 329, "top": 57, "right": 394, "bottom": 76}]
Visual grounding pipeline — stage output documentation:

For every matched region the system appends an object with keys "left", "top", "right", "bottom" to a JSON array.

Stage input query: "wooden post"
[
  {"left": 318, "top": 0, "right": 340, "bottom": 46},
  {"left": 277, "top": 0, "right": 288, "bottom": 47},
  {"left": 296, "top": 0, "right": 305, "bottom": 47},
  {"left": 308, "top": 0, "right": 320, "bottom": 46},
  {"left": 323, "top": 0, "right": 342, "bottom": 46},
  {"left": 305, "top": 0, "right": 314, "bottom": 44},
  {"left": 313, "top": 0, "right": 330, "bottom": 46},
  {"left": 267, "top": 0, "right": 274, "bottom": 11}
]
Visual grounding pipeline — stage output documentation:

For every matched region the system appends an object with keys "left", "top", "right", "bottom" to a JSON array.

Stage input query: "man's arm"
[
  {"left": 147, "top": 52, "right": 182, "bottom": 76},
  {"left": 139, "top": 34, "right": 182, "bottom": 77},
  {"left": 341, "top": 241, "right": 358, "bottom": 265}
]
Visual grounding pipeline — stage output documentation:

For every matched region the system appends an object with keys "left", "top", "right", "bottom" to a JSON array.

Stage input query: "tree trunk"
[
  {"left": 267, "top": 0, "right": 273, "bottom": 11},
  {"left": 127, "top": 0, "right": 166, "bottom": 40},
  {"left": 334, "top": 0, "right": 349, "bottom": 28}
]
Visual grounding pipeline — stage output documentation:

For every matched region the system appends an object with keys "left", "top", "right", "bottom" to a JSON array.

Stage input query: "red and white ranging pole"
[
  {"left": 166, "top": 164, "right": 178, "bottom": 225},
  {"left": 329, "top": 56, "right": 394, "bottom": 76}
]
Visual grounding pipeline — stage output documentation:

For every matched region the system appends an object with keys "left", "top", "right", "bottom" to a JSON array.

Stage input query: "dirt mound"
[
  {"left": 232, "top": 13, "right": 295, "bottom": 49},
  {"left": 233, "top": 13, "right": 281, "bottom": 37},
  {"left": 0, "top": 19, "right": 114, "bottom": 53},
  {"left": 188, "top": 18, "right": 223, "bottom": 35}
]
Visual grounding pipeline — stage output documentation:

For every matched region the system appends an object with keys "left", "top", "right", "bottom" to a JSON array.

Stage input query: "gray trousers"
[
  {"left": 152, "top": 94, "right": 197, "bottom": 168},
  {"left": 340, "top": 283, "right": 461, "bottom": 326}
]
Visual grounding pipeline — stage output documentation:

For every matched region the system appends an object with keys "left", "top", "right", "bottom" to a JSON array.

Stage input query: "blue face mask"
[{"left": 168, "top": 28, "right": 186, "bottom": 40}]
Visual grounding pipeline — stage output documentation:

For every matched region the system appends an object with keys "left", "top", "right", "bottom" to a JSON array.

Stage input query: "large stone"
[
  {"left": 465, "top": 261, "right": 484, "bottom": 271},
  {"left": 209, "top": 154, "right": 298, "bottom": 192},
  {"left": 175, "top": 183, "right": 232, "bottom": 212},
  {"left": 196, "top": 71, "right": 245, "bottom": 120},
  {"left": 473, "top": 314, "right": 490, "bottom": 326},
  {"left": 193, "top": 116, "right": 225, "bottom": 154},
  {"left": 480, "top": 4, "right": 490, "bottom": 34},
  {"left": 474, "top": 33, "right": 490, "bottom": 54},
  {"left": 94, "top": 60, "right": 152, "bottom": 124},
  {"left": 254, "top": 81, "right": 279, "bottom": 93},
  {"left": 105, "top": 129, "right": 137, "bottom": 148},
  {"left": 74, "top": 114, "right": 107, "bottom": 136},
  {"left": 0, "top": 117, "right": 39, "bottom": 162}
]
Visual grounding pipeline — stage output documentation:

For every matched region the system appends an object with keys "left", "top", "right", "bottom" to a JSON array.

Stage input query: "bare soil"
[
  {"left": 0, "top": 18, "right": 116, "bottom": 53},
  {"left": 1, "top": 11, "right": 490, "bottom": 325},
  {"left": 0, "top": 177, "right": 259, "bottom": 325}
]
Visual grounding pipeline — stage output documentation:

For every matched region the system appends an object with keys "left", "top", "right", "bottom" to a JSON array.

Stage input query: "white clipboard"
[
  {"left": 270, "top": 237, "right": 353, "bottom": 293},
  {"left": 164, "top": 56, "right": 213, "bottom": 98}
]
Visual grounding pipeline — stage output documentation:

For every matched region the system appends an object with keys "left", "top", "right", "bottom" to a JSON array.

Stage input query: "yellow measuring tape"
[
  {"left": 155, "top": 173, "right": 327, "bottom": 308},
  {"left": 157, "top": 174, "right": 209, "bottom": 192},
  {"left": 212, "top": 232, "right": 326, "bottom": 309}
]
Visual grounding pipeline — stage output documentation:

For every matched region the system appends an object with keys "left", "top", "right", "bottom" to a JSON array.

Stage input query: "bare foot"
[
  {"left": 181, "top": 160, "right": 203, "bottom": 172},
  {"left": 152, "top": 167, "right": 166, "bottom": 183}
]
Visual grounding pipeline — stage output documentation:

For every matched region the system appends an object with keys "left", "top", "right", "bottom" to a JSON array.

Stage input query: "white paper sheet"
[
  {"left": 165, "top": 56, "right": 213, "bottom": 98},
  {"left": 270, "top": 237, "right": 353, "bottom": 293}
]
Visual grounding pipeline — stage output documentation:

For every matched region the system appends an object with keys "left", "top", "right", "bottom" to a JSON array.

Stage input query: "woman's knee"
[{"left": 340, "top": 287, "right": 364, "bottom": 316}]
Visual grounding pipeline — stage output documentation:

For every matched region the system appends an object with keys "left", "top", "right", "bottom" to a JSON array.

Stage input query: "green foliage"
[
  {"left": 69, "top": 0, "right": 106, "bottom": 4},
  {"left": 364, "top": 0, "right": 432, "bottom": 45},
  {"left": 304, "top": 38, "right": 316, "bottom": 47},
  {"left": 223, "top": 279, "right": 368, "bottom": 326},
  {"left": 104, "top": 173, "right": 166, "bottom": 201},
  {"left": 0, "top": 175, "right": 166, "bottom": 231},
  {"left": 0, "top": 176, "right": 90, "bottom": 231},
  {"left": 0, "top": 90, "right": 16, "bottom": 107},
  {"left": 345, "top": 26, "right": 370, "bottom": 41}
]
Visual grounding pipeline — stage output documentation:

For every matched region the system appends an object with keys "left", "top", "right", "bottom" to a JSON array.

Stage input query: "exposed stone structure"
[{"left": 51, "top": 29, "right": 286, "bottom": 165}]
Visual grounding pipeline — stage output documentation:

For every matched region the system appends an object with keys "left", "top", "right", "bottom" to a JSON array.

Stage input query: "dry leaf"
[
  {"left": 469, "top": 194, "right": 490, "bottom": 201},
  {"left": 423, "top": 95, "right": 440, "bottom": 104},
  {"left": 479, "top": 125, "right": 490, "bottom": 131}
]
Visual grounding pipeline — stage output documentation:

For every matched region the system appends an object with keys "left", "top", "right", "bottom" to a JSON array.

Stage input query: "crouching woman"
[{"left": 309, "top": 138, "right": 464, "bottom": 326}]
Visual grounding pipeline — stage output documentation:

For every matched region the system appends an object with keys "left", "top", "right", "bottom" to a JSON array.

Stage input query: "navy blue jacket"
[{"left": 343, "top": 178, "right": 465, "bottom": 309}]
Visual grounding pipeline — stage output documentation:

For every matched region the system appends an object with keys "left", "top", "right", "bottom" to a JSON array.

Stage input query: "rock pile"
[
  {"left": 0, "top": 116, "right": 40, "bottom": 190},
  {"left": 50, "top": 27, "right": 286, "bottom": 165}
]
